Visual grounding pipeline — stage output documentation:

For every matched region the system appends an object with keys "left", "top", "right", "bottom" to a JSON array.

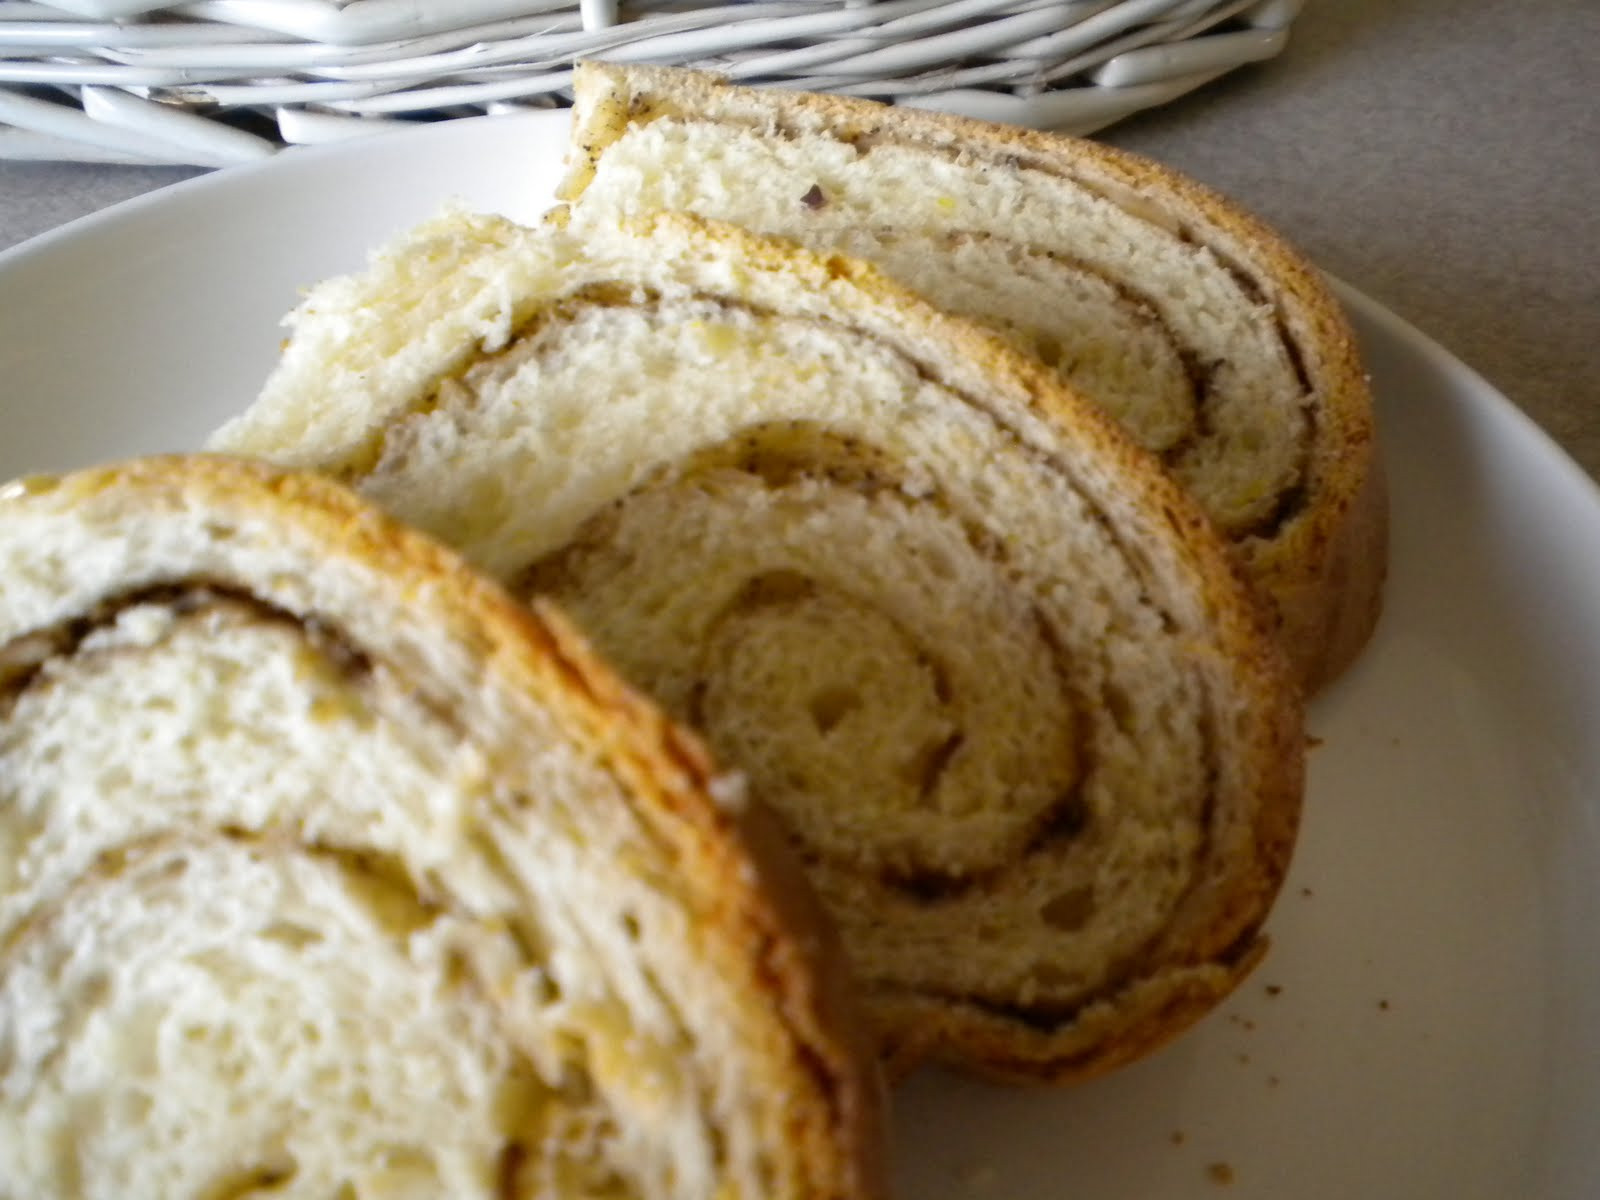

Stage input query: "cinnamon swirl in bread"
[
  {"left": 210, "top": 209, "right": 1304, "bottom": 1081},
  {"left": 0, "top": 456, "right": 883, "bottom": 1199},
  {"left": 558, "top": 62, "right": 1386, "bottom": 692}
]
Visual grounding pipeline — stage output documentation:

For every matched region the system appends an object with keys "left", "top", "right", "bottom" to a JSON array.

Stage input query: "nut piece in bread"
[
  {"left": 0, "top": 455, "right": 884, "bottom": 1200},
  {"left": 558, "top": 61, "right": 1387, "bottom": 693}
]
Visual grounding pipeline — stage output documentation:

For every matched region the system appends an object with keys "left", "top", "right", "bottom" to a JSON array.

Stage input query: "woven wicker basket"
[{"left": 0, "top": 0, "right": 1301, "bottom": 167}]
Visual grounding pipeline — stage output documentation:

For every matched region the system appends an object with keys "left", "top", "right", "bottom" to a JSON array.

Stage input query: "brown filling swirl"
[
  {"left": 659, "top": 115, "right": 1321, "bottom": 543},
  {"left": 349, "top": 285, "right": 1234, "bottom": 1022},
  {"left": 0, "top": 582, "right": 371, "bottom": 720},
  {"left": 511, "top": 419, "right": 1215, "bottom": 1016}
]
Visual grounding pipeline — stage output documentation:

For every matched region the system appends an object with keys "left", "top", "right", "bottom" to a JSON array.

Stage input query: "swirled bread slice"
[
  {"left": 558, "top": 62, "right": 1386, "bottom": 692},
  {"left": 209, "top": 209, "right": 1305, "bottom": 1081},
  {"left": 0, "top": 456, "right": 883, "bottom": 1200}
]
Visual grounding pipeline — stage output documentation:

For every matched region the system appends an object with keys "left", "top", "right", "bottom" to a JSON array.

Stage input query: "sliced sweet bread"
[
  {"left": 0, "top": 455, "right": 884, "bottom": 1200},
  {"left": 210, "top": 209, "right": 1304, "bottom": 1082},
  {"left": 558, "top": 61, "right": 1386, "bottom": 692}
]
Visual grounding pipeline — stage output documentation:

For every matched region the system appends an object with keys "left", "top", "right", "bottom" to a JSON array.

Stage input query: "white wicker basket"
[{"left": 0, "top": 0, "right": 1302, "bottom": 167}]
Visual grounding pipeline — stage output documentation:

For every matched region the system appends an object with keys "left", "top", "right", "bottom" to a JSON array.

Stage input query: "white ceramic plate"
[{"left": 2, "top": 112, "right": 1597, "bottom": 1200}]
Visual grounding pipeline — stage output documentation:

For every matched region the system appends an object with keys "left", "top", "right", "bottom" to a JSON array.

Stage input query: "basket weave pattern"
[{"left": 0, "top": 0, "right": 1301, "bottom": 167}]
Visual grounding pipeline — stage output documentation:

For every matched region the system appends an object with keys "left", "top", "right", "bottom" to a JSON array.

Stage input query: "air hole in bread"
[
  {"left": 496, "top": 1140, "right": 527, "bottom": 1199},
  {"left": 199, "top": 1156, "right": 297, "bottom": 1199},
  {"left": 1101, "top": 682, "right": 1134, "bottom": 734},
  {"left": 1040, "top": 886, "right": 1096, "bottom": 932},
  {"left": 1034, "top": 792, "right": 1089, "bottom": 845},
  {"left": 902, "top": 731, "right": 965, "bottom": 798},
  {"left": 806, "top": 685, "right": 859, "bottom": 735},
  {"left": 76, "top": 971, "right": 111, "bottom": 1011},
  {"left": 886, "top": 868, "right": 967, "bottom": 905},
  {"left": 1030, "top": 330, "right": 1065, "bottom": 370},
  {"left": 98, "top": 763, "right": 133, "bottom": 792},
  {"left": 318, "top": 848, "right": 443, "bottom": 941},
  {"left": 375, "top": 1147, "right": 439, "bottom": 1184},
  {"left": 259, "top": 922, "right": 323, "bottom": 950},
  {"left": 734, "top": 568, "right": 814, "bottom": 608}
]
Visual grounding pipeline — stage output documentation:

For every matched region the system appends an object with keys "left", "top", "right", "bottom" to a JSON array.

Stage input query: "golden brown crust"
[
  {"left": 562, "top": 61, "right": 1387, "bottom": 693},
  {"left": 0, "top": 453, "right": 887, "bottom": 1200},
  {"left": 875, "top": 935, "right": 1270, "bottom": 1086},
  {"left": 523, "top": 598, "right": 890, "bottom": 1196}
]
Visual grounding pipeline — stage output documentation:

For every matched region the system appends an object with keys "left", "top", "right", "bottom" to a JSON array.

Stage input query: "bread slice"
[
  {"left": 557, "top": 61, "right": 1386, "bottom": 693},
  {"left": 0, "top": 455, "right": 884, "bottom": 1199},
  {"left": 208, "top": 207, "right": 1304, "bottom": 1082}
]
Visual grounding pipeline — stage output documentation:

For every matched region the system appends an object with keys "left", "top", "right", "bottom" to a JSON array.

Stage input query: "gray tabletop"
[{"left": 2, "top": 0, "right": 1596, "bottom": 477}]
